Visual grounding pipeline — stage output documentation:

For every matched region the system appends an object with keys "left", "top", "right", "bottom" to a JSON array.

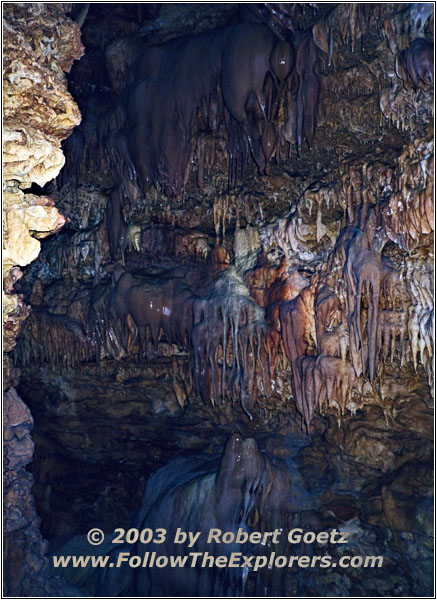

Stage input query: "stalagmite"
[{"left": 5, "top": 3, "right": 435, "bottom": 598}]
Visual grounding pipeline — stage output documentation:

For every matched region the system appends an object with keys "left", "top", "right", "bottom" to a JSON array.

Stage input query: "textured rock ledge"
[{"left": 3, "top": 3, "right": 83, "bottom": 596}]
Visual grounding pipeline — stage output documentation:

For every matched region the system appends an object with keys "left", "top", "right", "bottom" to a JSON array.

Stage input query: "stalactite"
[
  {"left": 343, "top": 226, "right": 383, "bottom": 382},
  {"left": 383, "top": 4, "right": 434, "bottom": 55},
  {"left": 14, "top": 310, "right": 94, "bottom": 369},
  {"left": 6, "top": 4, "right": 435, "bottom": 599},
  {"left": 379, "top": 139, "right": 434, "bottom": 251},
  {"left": 192, "top": 267, "right": 268, "bottom": 418},
  {"left": 63, "top": 16, "right": 331, "bottom": 198},
  {"left": 15, "top": 3, "right": 434, "bottom": 438},
  {"left": 269, "top": 132, "right": 433, "bottom": 429},
  {"left": 405, "top": 256, "right": 434, "bottom": 393}
]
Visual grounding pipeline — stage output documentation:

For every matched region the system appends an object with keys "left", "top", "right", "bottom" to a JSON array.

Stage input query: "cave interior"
[{"left": 3, "top": 2, "right": 435, "bottom": 597}]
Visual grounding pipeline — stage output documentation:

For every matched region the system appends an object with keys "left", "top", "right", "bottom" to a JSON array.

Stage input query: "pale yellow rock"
[
  {"left": 2, "top": 5, "right": 84, "bottom": 592},
  {"left": 3, "top": 190, "right": 66, "bottom": 275},
  {"left": 3, "top": 127, "right": 65, "bottom": 188},
  {"left": 2, "top": 292, "right": 19, "bottom": 324},
  {"left": 234, "top": 225, "right": 260, "bottom": 271},
  {"left": 2, "top": 4, "right": 83, "bottom": 353}
]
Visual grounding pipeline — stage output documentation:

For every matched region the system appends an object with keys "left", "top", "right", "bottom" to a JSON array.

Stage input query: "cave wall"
[
  {"left": 3, "top": 4, "right": 83, "bottom": 596},
  {"left": 5, "top": 3, "right": 435, "bottom": 597}
]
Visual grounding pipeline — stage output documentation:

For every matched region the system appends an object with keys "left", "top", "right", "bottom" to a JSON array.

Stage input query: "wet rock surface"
[{"left": 7, "top": 2, "right": 435, "bottom": 597}]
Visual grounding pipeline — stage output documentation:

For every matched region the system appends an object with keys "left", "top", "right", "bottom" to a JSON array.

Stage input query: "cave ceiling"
[{"left": 3, "top": 2, "right": 435, "bottom": 597}]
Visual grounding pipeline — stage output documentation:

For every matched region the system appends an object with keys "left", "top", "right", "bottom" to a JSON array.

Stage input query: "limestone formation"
[
  {"left": 4, "top": 3, "right": 435, "bottom": 597},
  {"left": 3, "top": 4, "right": 83, "bottom": 596}
]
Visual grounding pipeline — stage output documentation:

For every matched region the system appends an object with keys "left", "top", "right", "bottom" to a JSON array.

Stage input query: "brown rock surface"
[
  {"left": 5, "top": 3, "right": 435, "bottom": 597},
  {"left": 3, "top": 3, "right": 83, "bottom": 596}
]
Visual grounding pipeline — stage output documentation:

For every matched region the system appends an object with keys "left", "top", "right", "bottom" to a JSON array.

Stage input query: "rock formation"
[
  {"left": 3, "top": 4, "right": 83, "bottom": 595},
  {"left": 4, "top": 3, "right": 435, "bottom": 597}
]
